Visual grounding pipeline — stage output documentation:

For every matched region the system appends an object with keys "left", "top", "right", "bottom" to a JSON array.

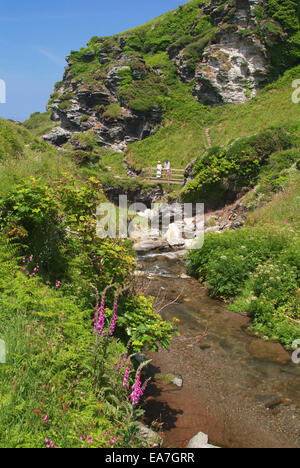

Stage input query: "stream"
[{"left": 136, "top": 250, "right": 300, "bottom": 449}]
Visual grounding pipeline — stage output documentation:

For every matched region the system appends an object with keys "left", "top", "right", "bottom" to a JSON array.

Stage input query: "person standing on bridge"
[
  {"left": 164, "top": 160, "right": 171, "bottom": 179},
  {"left": 156, "top": 161, "right": 162, "bottom": 179}
]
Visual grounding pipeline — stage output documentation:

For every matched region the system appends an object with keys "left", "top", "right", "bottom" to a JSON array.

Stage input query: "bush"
[
  {"left": 184, "top": 126, "right": 296, "bottom": 205},
  {"left": 187, "top": 225, "right": 300, "bottom": 346},
  {"left": 0, "top": 242, "right": 150, "bottom": 448},
  {"left": 232, "top": 259, "right": 299, "bottom": 346},
  {"left": 256, "top": 0, "right": 300, "bottom": 77},
  {"left": 103, "top": 104, "right": 123, "bottom": 119}
]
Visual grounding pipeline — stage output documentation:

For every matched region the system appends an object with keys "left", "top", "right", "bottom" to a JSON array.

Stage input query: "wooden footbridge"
[
  {"left": 106, "top": 166, "right": 186, "bottom": 186},
  {"left": 144, "top": 167, "right": 185, "bottom": 185}
]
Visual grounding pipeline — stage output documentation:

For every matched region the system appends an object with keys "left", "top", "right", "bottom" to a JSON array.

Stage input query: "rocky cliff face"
[
  {"left": 45, "top": 52, "right": 162, "bottom": 151},
  {"left": 193, "top": 0, "right": 268, "bottom": 105},
  {"left": 44, "top": 0, "right": 294, "bottom": 151}
]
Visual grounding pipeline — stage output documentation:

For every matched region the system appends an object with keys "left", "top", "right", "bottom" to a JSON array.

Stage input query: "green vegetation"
[
  {"left": 0, "top": 119, "right": 177, "bottom": 448},
  {"left": 0, "top": 241, "right": 141, "bottom": 448},
  {"left": 0, "top": 118, "right": 76, "bottom": 195},
  {"left": 23, "top": 111, "right": 58, "bottom": 137},
  {"left": 128, "top": 65, "right": 300, "bottom": 172},
  {"left": 256, "top": 0, "right": 300, "bottom": 78},
  {"left": 124, "top": 0, "right": 214, "bottom": 60},
  {"left": 183, "top": 124, "right": 299, "bottom": 207},
  {"left": 187, "top": 176, "right": 300, "bottom": 347},
  {"left": 103, "top": 103, "right": 123, "bottom": 119},
  {"left": 1, "top": 0, "right": 300, "bottom": 446}
]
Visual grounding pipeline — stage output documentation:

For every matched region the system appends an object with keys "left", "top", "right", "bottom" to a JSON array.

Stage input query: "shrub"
[
  {"left": 58, "top": 100, "right": 73, "bottom": 110},
  {"left": 256, "top": 0, "right": 300, "bottom": 77},
  {"left": 0, "top": 119, "right": 25, "bottom": 159},
  {"left": 184, "top": 126, "right": 296, "bottom": 205},
  {"left": 187, "top": 223, "right": 300, "bottom": 346},
  {"left": 80, "top": 115, "right": 89, "bottom": 122},
  {"left": 103, "top": 104, "right": 123, "bottom": 119},
  {"left": 0, "top": 243, "right": 151, "bottom": 448},
  {"left": 232, "top": 259, "right": 299, "bottom": 346}
]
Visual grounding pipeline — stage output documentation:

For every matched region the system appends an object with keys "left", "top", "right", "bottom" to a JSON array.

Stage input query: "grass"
[
  {"left": 23, "top": 111, "right": 58, "bottom": 136},
  {"left": 0, "top": 119, "right": 177, "bottom": 448},
  {"left": 0, "top": 242, "right": 142, "bottom": 448},
  {"left": 187, "top": 174, "right": 300, "bottom": 347},
  {"left": 127, "top": 65, "right": 300, "bottom": 172},
  {"left": 246, "top": 176, "right": 300, "bottom": 229},
  {"left": 0, "top": 118, "right": 78, "bottom": 194}
]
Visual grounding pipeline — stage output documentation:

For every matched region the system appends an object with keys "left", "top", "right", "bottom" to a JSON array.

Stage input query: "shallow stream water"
[{"left": 137, "top": 251, "right": 300, "bottom": 448}]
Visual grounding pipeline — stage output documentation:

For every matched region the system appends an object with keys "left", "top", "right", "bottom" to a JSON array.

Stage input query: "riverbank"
[{"left": 137, "top": 252, "right": 300, "bottom": 448}]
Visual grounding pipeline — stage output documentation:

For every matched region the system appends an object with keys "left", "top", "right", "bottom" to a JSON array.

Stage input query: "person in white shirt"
[
  {"left": 164, "top": 160, "right": 171, "bottom": 178},
  {"left": 156, "top": 161, "right": 162, "bottom": 178}
]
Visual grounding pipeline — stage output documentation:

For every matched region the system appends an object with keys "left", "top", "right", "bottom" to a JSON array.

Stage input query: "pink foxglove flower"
[
  {"left": 129, "top": 373, "right": 141, "bottom": 405},
  {"left": 93, "top": 286, "right": 110, "bottom": 335},
  {"left": 123, "top": 361, "right": 131, "bottom": 387},
  {"left": 110, "top": 291, "right": 121, "bottom": 336},
  {"left": 117, "top": 355, "right": 123, "bottom": 372}
]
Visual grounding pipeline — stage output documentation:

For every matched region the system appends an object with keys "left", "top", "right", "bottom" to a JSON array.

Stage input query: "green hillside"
[
  {"left": 0, "top": 0, "right": 299, "bottom": 448},
  {"left": 44, "top": 0, "right": 299, "bottom": 196},
  {"left": 127, "top": 65, "right": 300, "bottom": 171},
  {"left": 0, "top": 121, "right": 176, "bottom": 448}
]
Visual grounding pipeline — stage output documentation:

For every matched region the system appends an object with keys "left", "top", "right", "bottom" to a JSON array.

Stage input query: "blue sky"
[{"left": 0, "top": 0, "right": 184, "bottom": 122}]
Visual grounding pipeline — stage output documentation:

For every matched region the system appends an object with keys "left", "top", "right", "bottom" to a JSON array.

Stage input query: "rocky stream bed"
[{"left": 135, "top": 250, "right": 300, "bottom": 449}]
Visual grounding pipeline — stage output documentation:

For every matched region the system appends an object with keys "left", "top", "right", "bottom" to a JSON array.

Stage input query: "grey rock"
[
  {"left": 193, "top": 0, "right": 268, "bottom": 106},
  {"left": 231, "top": 218, "right": 245, "bottom": 230},
  {"left": 174, "top": 52, "right": 195, "bottom": 83},
  {"left": 184, "top": 159, "right": 196, "bottom": 184},
  {"left": 172, "top": 376, "right": 183, "bottom": 387},
  {"left": 82, "top": 51, "right": 95, "bottom": 62},
  {"left": 187, "top": 432, "right": 220, "bottom": 449},
  {"left": 134, "top": 239, "right": 169, "bottom": 253},
  {"left": 105, "top": 66, "right": 131, "bottom": 96},
  {"left": 187, "top": 432, "right": 208, "bottom": 448},
  {"left": 43, "top": 127, "right": 70, "bottom": 146},
  {"left": 220, "top": 223, "right": 229, "bottom": 231},
  {"left": 137, "top": 423, "right": 162, "bottom": 448},
  {"left": 119, "top": 37, "right": 126, "bottom": 50},
  {"left": 180, "top": 273, "right": 190, "bottom": 280},
  {"left": 134, "top": 352, "right": 149, "bottom": 365},
  {"left": 103, "top": 184, "right": 164, "bottom": 208}
]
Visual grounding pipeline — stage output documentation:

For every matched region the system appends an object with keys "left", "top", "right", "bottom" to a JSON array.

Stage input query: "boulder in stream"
[
  {"left": 187, "top": 432, "right": 220, "bottom": 449},
  {"left": 137, "top": 423, "right": 163, "bottom": 448},
  {"left": 134, "top": 239, "right": 169, "bottom": 253}
]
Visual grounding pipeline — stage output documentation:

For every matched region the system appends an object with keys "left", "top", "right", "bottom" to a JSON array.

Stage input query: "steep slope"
[{"left": 43, "top": 0, "right": 300, "bottom": 154}]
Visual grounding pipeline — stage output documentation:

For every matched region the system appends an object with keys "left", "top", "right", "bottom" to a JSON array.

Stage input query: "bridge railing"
[{"left": 144, "top": 167, "right": 185, "bottom": 184}]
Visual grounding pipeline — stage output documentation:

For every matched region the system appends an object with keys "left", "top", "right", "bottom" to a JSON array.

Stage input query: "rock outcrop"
[
  {"left": 43, "top": 0, "right": 280, "bottom": 151},
  {"left": 193, "top": 0, "right": 268, "bottom": 105},
  {"left": 44, "top": 52, "right": 162, "bottom": 151},
  {"left": 187, "top": 432, "right": 220, "bottom": 449}
]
